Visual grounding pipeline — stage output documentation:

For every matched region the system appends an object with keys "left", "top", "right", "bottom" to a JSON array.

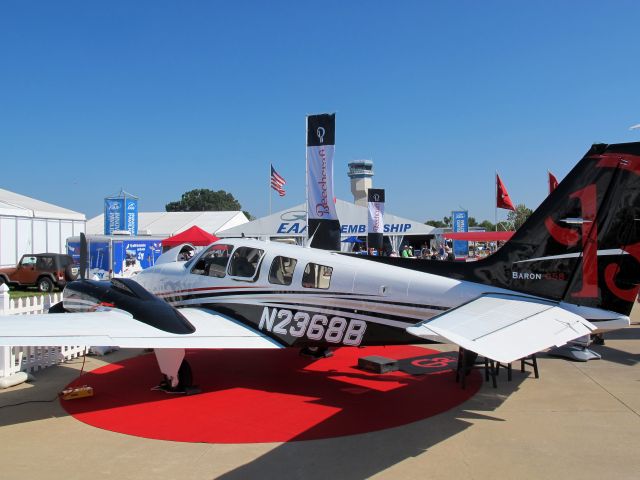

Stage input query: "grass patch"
[{"left": 8, "top": 289, "right": 58, "bottom": 299}]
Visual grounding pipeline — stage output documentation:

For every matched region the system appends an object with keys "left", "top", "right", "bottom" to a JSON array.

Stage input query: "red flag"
[
  {"left": 548, "top": 171, "right": 559, "bottom": 194},
  {"left": 496, "top": 174, "right": 515, "bottom": 211}
]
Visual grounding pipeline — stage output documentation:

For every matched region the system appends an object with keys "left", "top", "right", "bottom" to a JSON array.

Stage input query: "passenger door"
[{"left": 15, "top": 256, "right": 38, "bottom": 285}]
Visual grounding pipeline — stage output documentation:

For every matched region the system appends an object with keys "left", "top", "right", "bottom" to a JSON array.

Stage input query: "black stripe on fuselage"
[
  {"left": 171, "top": 298, "right": 432, "bottom": 326},
  {"left": 157, "top": 288, "right": 449, "bottom": 313},
  {"left": 185, "top": 304, "right": 432, "bottom": 347}
]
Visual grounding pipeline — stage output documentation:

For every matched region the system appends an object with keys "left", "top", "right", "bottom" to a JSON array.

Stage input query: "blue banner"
[
  {"left": 104, "top": 197, "right": 138, "bottom": 235},
  {"left": 452, "top": 210, "right": 468, "bottom": 258},
  {"left": 67, "top": 240, "right": 110, "bottom": 279},
  {"left": 125, "top": 198, "right": 138, "bottom": 235},
  {"left": 68, "top": 238, "right": 163, "bottom": 279},
  {"left": 112, "top": 240, "right": 162, "bottom": 277},
  {"left": 104, "top": 198, "right": 124, "bottom": 235}
]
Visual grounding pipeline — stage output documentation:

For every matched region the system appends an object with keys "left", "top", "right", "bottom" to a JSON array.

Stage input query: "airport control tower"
[{"left": 348, "top": 160, "right": 374, "bottom": 207}]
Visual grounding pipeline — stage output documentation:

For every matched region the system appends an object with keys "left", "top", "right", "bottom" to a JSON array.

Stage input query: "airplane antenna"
[
  {"left": 306, "top": 224, "right": 320, "bottom": 248},
  {"left": 79, "top": 232, "right": 88, "bottom": 280}
]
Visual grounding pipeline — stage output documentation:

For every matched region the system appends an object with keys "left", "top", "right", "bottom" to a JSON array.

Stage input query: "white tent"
[
  {"left": 87, "top": 211, "right": 249, "bottom": 238},
  {"left": 0, "top": 188, "right": 86, "bottom": 267},
  {"left": 217, "top": 199, "right": 434, "bottom": 252}
]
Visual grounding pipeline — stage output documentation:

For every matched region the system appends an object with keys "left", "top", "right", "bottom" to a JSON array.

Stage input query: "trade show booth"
[{"left": 217, "top": 199, "right": 434, "bottom": 253}]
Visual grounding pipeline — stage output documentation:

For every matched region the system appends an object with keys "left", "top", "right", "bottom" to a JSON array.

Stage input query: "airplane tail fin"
[
  {"left": 475, "top": 142, "right": 640, "bottom": 316},
  {"left": 362, "top": 142, "right": 640, "bottom": 316}
]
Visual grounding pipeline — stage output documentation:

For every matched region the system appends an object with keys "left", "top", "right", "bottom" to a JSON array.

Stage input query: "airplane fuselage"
[{"left": 65, "top": 239, "right": 622, "bottom": 349}]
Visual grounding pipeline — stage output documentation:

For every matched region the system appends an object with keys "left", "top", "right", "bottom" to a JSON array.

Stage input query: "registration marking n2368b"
[{"left": 259, "top": 308, "right": 366, "bottom": 346}]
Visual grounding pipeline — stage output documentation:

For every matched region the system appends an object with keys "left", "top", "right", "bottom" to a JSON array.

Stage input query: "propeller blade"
[{"left": 80, "top": 232, "right": 88, "bottom": 280}]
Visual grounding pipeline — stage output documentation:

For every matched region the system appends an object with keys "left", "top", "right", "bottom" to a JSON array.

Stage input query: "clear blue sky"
[{"left": 2, "top": 1, "right": 639, "bottom": 224}]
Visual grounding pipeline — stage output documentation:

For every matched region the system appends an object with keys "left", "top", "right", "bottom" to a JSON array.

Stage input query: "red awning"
[
  {"left": 443, "top": 231, "right": 514, "bottom": 242},
  {"left": 162, "top": 225, "right": 220, "bottom": 247}
]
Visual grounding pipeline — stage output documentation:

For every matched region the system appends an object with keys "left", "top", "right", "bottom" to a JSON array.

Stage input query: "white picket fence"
[{"left": 0, "top": 284, "right": 88, "bottom": 379}]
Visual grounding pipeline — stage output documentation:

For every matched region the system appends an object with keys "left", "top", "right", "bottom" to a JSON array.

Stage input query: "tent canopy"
[
  {"left": 162, "top": 225, "right": 219, "bottom": 247},
  {"left": 444, "top": 231, "right": 514, "bottom": 242},
  {"left": 341, "top": 236, "right": 364, "bottom": 243}
]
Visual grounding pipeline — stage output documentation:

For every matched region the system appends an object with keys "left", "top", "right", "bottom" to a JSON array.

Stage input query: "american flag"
[{"left": 270, "top": 165, "right": 286, "bottom": 196}]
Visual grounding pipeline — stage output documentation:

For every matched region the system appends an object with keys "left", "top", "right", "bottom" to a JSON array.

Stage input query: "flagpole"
[
  {"left": 305, "top": 116, "right": 309, "bottom": 247},
  {"left": 494, "top": 171, "right": 497, "bottom": 231},
  {"left": 269, "top": 163, "right": 272, "bottom": 216}
]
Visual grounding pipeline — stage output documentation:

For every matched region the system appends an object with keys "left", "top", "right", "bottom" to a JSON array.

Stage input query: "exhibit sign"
[
  {"left": 125, "top": 198, "right": 138, "bottom": 235},
  {"left": 306, "top": 113, "right": 340, "bottom": 250},
  {"left": 112, "top": 240, "right": 162, "bottom": 277},
  {"left": 104, "top": 195, "right": 139, "bottom": 235},
  {"left": 68, "top": 238, "right": 163, "bottom": 279},
  {"left": 367, "top": 189, "right": 385, "bottom": 251},
  {"left": 104, "top": 198, "right": 124, "bottom": 235},
  {"left": 68, "top": 239, "right": 110, "bottom": 279},
  {"left": 452, "top": 210, "right": 468, "bottom": 258}
]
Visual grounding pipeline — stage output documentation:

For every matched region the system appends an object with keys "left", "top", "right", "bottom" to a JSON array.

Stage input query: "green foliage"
[
  {"left": 426, "top": 217, "right": 497, "bottom": 231},
  {"left": 425, "top": 219, "right": 447, "bottom": 228},
  {"left": 507, "top": 204, "right": 533, "bottom": 230},
  {"left": 166, "top": 189, "right": 247, "bottom": 215},
  {"left": 478, "top": 220, "right": 495, "bottom": 231}
]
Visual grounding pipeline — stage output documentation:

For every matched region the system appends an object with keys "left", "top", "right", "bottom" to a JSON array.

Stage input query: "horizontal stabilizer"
[
  {"left": 407, "top": 293, "right": 595, "bottom": 363},
  {"left": 0, "top": 307, "right": 281, "bottom": 349}
]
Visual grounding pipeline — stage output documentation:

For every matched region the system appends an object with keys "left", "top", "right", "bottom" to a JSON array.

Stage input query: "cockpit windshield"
[{"left": 190, "top": 244, "right": 233, "bottom": 277}]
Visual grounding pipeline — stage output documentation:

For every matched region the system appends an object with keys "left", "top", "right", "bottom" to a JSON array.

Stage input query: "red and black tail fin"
[
  {"left": 366, "top": 142, "right": 640, "bottom": 316},
  {"left": 487, "top": 142, "right": 640, "bottom": 315}
]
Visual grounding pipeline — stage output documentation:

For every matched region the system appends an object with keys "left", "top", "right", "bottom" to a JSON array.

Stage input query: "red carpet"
[{"left": 62, "top": 346, "right": 481, "bottom": 443}]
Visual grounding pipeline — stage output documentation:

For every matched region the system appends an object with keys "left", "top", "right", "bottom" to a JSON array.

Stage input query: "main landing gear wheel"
[
  {"left": 300, "top": 346, "right": 334, "bottom": 359},
  {"left": 155, "top": 360, "right": 199, "bottom": 395}
]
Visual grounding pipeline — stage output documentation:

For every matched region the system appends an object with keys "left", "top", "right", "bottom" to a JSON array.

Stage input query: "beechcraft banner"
[
  {"left": 367, "top": 189, "right": 385, "bottom": 251},
  {"left": 306, "top": 113, "right": 340, "bottom": 250}
]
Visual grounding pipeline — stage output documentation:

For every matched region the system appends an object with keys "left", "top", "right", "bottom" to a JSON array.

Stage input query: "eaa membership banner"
[
  {"left": 367, "top": 189, "right": 385, "bottom": 251},
  {"left": 307, "top": 113, "right": 340, "bottom": 250}
]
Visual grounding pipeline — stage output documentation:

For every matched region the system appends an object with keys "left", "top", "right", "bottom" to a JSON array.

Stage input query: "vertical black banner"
[
  {"left": 307, "top": 113, "right": 340, "bottom": 250},
  {"left": 367, "top": 188, "right": 385, "bottom": 252}
]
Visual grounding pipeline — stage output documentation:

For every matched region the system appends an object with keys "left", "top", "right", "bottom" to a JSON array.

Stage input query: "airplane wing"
[
  {"left": 406, "top": 293, "right": 595, "bottom": 364},
  {"left": 0, "top": 307, "right": 282, "bottom": 349}
]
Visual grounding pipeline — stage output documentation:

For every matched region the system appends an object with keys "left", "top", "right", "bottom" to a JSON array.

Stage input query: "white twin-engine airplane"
[{"left": 1, "top": 141, "right": 639, "bottom": 392}]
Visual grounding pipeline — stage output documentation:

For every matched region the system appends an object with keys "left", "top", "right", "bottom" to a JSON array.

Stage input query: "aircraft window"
[
  {"left": 302, "top": 263, "right": 333, "bottom": 289},
  {"left": 190, "top": 244, "right": 233, "bottom": 277},
  {"left": 268, "top": 256, "right": 297, "bottom": 286},
  {"left": 228, "top": 247, "right": 264, "bottom": 279}
]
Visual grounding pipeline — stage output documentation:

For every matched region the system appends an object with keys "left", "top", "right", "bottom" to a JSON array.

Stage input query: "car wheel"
[{"left": 37, "top": 277, "right": 54, "bottom": 293}]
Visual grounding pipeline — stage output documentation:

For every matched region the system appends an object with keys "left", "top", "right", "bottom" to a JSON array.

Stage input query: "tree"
[
  {"left": 165, "top": 189, "right": 250, "bottom": 217},
  {"left": 478, "top": 220, "right": 495, "bottom": 231},
  {"left": 507, "top": 204, "right": 533, "bottom": 230},
  {"left": 425, "top": 219, "right": 446, "bottom": 228}
]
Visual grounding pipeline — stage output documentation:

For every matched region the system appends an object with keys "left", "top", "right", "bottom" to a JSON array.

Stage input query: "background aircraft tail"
[{"left": 367, "top": 142, "right": 640, "bottom": 316}]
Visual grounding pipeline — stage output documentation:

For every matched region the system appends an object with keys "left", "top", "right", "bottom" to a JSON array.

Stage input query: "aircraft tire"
[{"left": 177, "top": 359, "right": 193, "bottom": 390}]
